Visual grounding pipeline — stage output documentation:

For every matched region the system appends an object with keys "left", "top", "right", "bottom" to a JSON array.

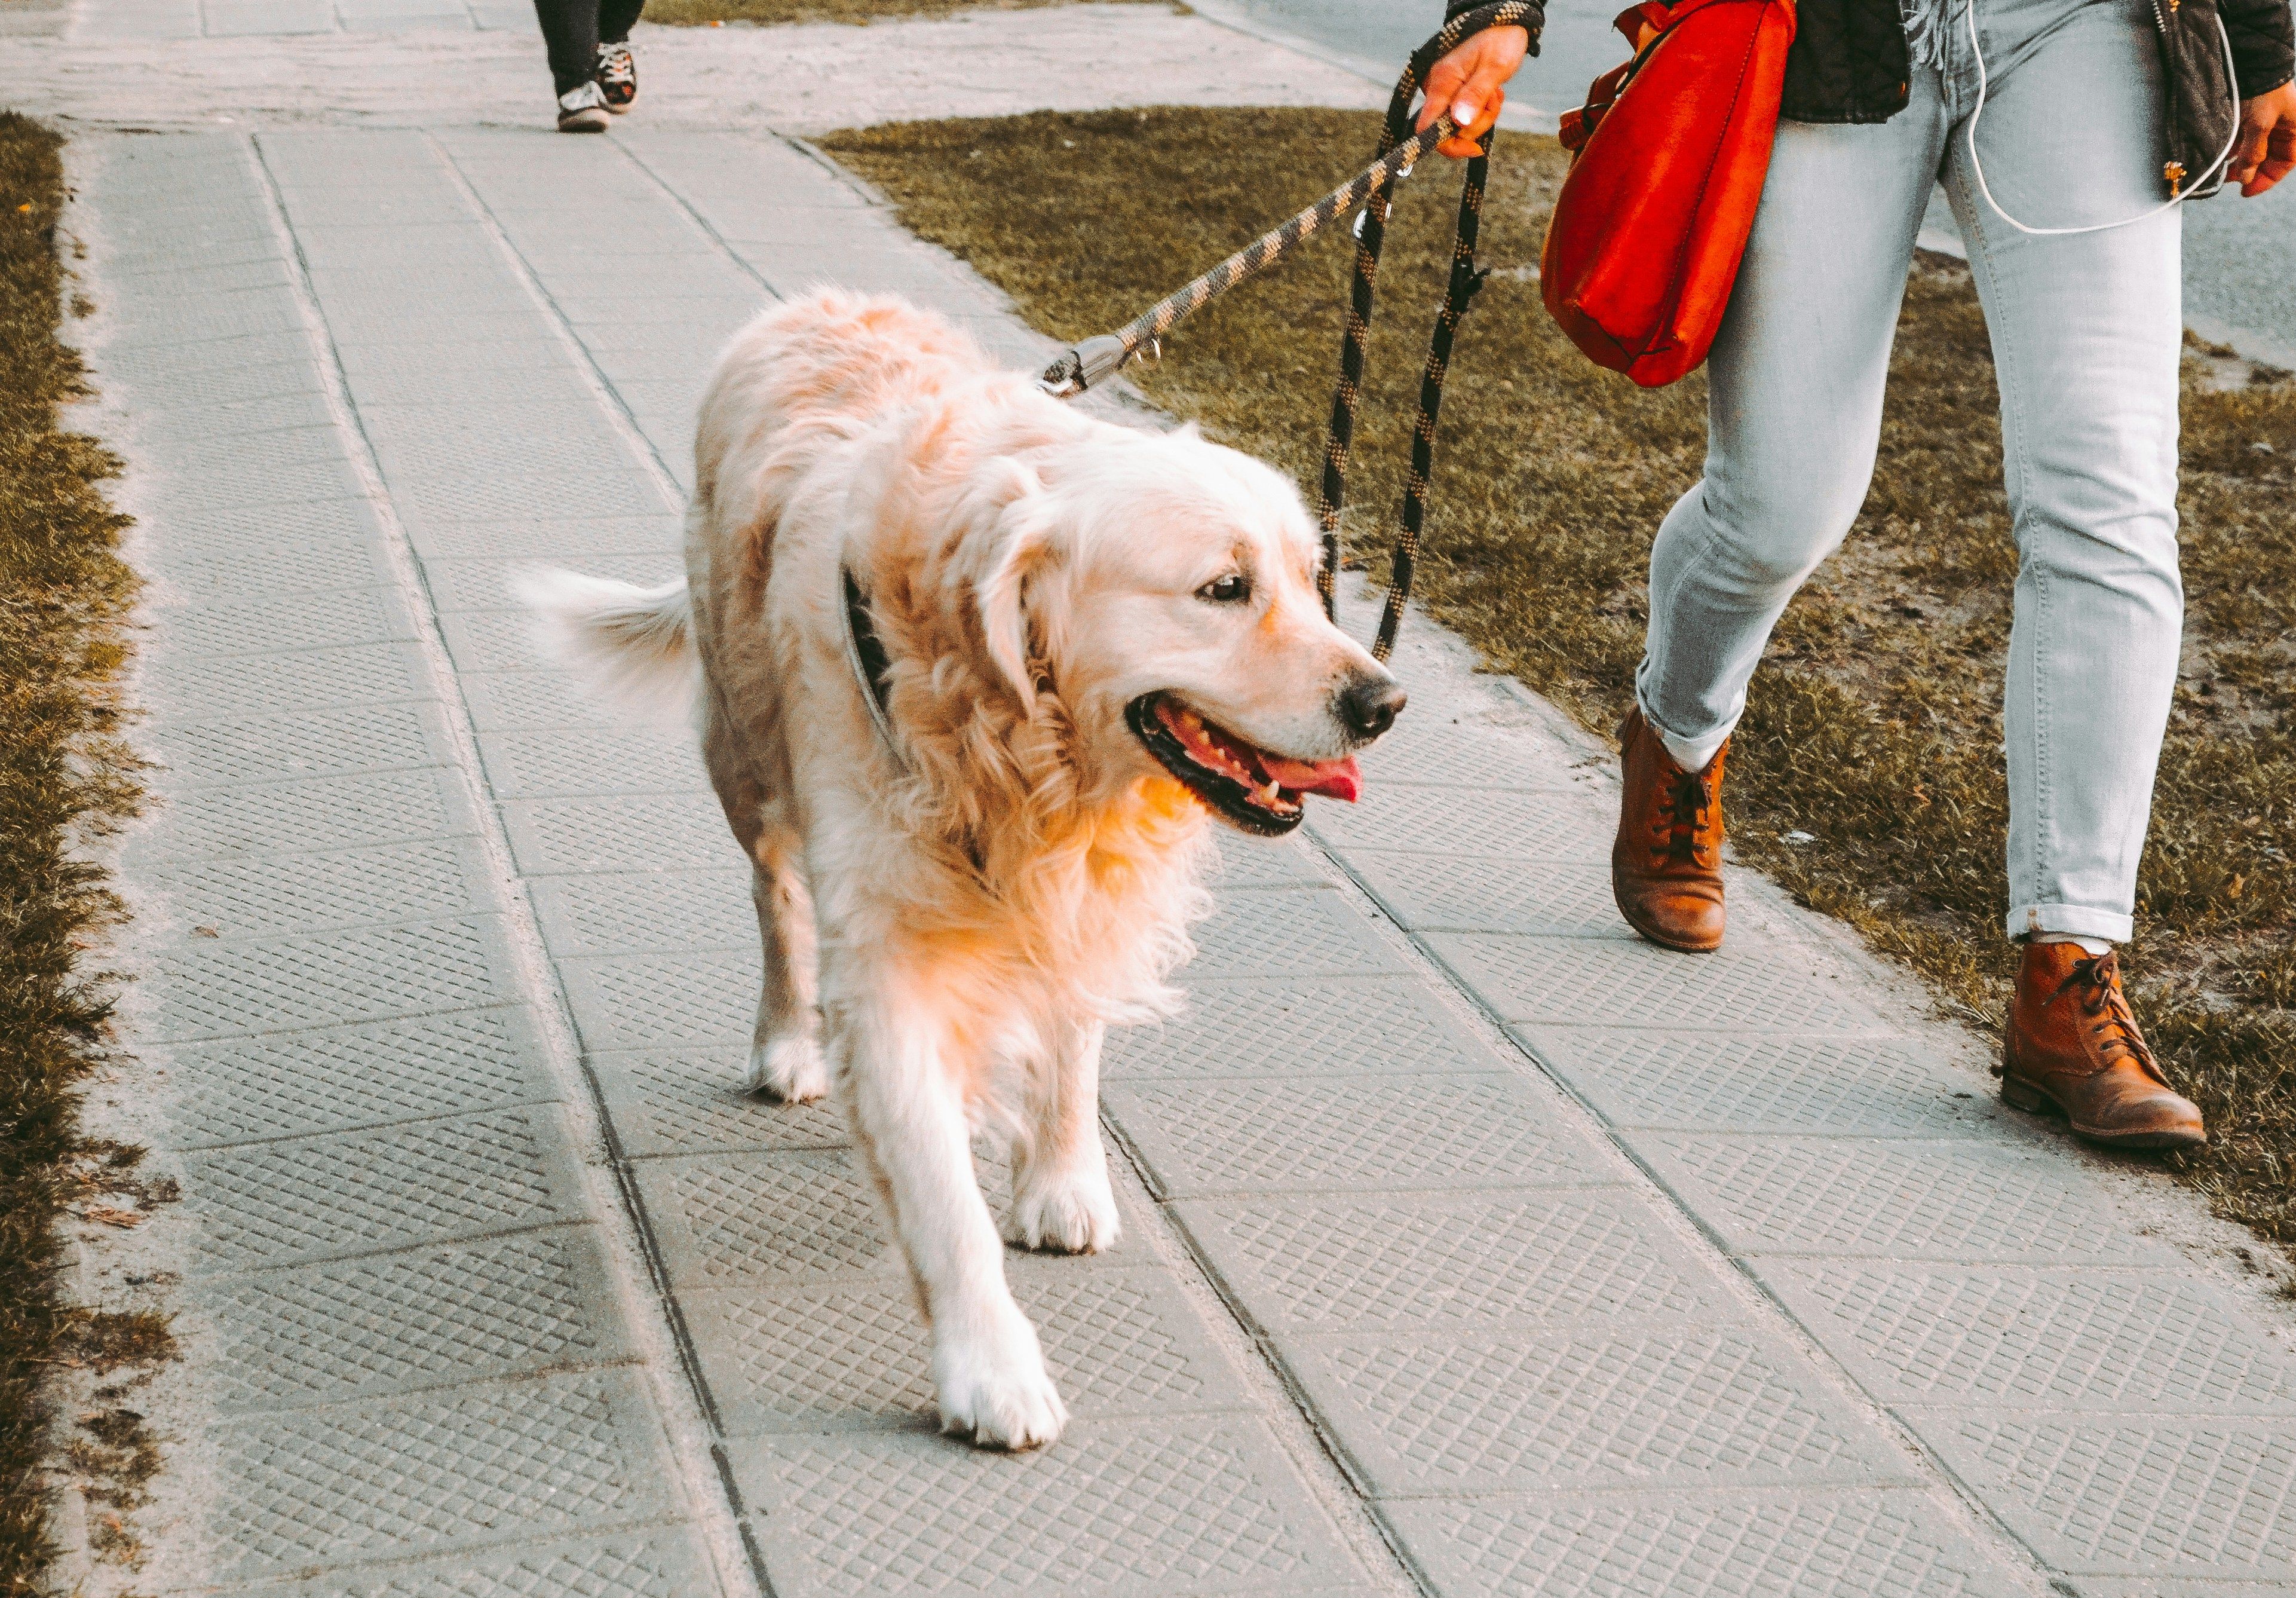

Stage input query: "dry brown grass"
[
  {"left": 0, "top": 111, "right": 168, "bottom": 1594},
  {"left": 822, "top": 105, "right": 2296, "bottom": 1261}
]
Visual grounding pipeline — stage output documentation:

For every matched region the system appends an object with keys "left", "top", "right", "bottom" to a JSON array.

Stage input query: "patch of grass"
[
  {"left": 646, "top": 0, "right": 1106, "bottom": 28},
  {"left": 0, "top": 111, "right": 156, "bottom": 1593},
  {"left": 821, "top": 106, "right": 2296, "bottom": 1259}
]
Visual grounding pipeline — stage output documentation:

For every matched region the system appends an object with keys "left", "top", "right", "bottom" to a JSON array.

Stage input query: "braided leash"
[{"left": 1040, "top": 1, "right": 1543, "bottom": 661}]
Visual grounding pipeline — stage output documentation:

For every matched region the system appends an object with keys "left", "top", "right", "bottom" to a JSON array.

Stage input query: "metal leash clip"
[{"left": 1037, "top": 333, "right": 1134, "bottom": 399}]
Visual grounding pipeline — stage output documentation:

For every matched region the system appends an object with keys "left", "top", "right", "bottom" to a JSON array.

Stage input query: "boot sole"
[
  {"left": 1611, "top": 889, "right": 1721, "bottom": 954},
  {"left": 1999, "top": 1068, "right": 2208, "bottom": 1150}
]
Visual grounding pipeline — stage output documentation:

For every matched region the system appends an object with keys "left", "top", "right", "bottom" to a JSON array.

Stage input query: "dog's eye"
[{"left": 1197, "top": 573, "right": 1250, "bottom": 604}]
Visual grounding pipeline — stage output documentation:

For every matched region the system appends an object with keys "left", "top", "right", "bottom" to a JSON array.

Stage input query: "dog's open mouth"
[{"left": 1127, "top": 694, "right": 1362, "bottom": 837}]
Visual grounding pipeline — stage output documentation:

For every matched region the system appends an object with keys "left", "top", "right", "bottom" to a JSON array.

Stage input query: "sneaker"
[
  {"left": 595, "top": 41, "right": 637, "bottom": 112},
  {"left": 557, "top": 79, "right": 611, "bottom": 133}
]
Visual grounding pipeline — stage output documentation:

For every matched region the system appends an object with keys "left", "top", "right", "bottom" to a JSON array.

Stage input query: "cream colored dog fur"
[{"left": 522, "top": 290, "right": 1402, "bottom": 1449}]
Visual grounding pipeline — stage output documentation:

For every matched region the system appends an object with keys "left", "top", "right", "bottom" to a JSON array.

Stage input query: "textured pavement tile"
[
  {"left": 404, "top": 512, "right": 680, "bottom": 561},
  {"left": 1103, "top": 975, "right": 1515, "bottom": 1080},
  {"left": 1187, "top": 887, "right": 1412, "bottom": 979},
  {"left": 420, "top": 553, "right": 672, "bottom": 613},
  {"left": 461, "top": 670, "right": 629, "bottom": 733},
  {"left": 634, "top": 1143, "right": 1033, "bottom": 1293},
  {"left": 1429, "top": 933, "right": 1883, "bottom": 1031},
  {"left": 1173, "top": 1188, "right": 1728, "bottom": 1335},
  {"left": 256, "top": 1528, "right": 718, "bottom": 1598},
  {"left": 136, "top": 836, "right": 495, "bottom": 942},
  {"left": 146, "top": 539, "right": 392, "bottom": 601},
  {"left": 138, "top": 702, "right": 462, "bottom": 789},
  {"left": 126, "top": 386, "right": 332, "bottom": 444},
  {"left": 147, "top": 914, "right": 525, "bottom": 1040},
  {"left": 368, "top": 426, "right": 644, "bottom": 500},
  {"left": 133, "top": 767, "right": 482, "bottom": 863},
  {"left": 436, "top": 608, "right": 555, "bottom": 674},
  {"left": 1106, "top": 1072, "right": 1616, "bottom": 1196},
  {"left": 1759, "top": 1263, "right": 2296, "bottom": 1414},
  {"left": 475, "top": 727, "right": 707, "bottom": 801},
  {"left": 148, "top": 582, "right": 412, "bottom": 659},
  {"left": 557, "top": 948, "right": 756, "bottom": 1051},
  {"left": 634, "top": 1149, "right": 893, "bottom": 1291},
  {"left": 1354, "top": 718, "right": 1585, "bottom": 789},
  {"left": 142, "top": 641, "right": 435, "bottom": 721},
  {"left": 1290, "top": 1320, "right": 1917, "bottom": 1496},
  {"left": 1382, "top": 1487, "right": 2024, "bottom": 1597},
  {"left": 589, "top": 1050, "right": 847, "bottom": 1158},
  {"left": 204, "top": 1369, "right": 679, "bottom": 1584},
  {"left": 1909, "top": 1412, "right": 2296, "bottom": 1578},
  {"left": 526, "top": 870, "right": 754, "bottom": 959},
  {"left": 1523, "top": 1028, "right": 2010, "bottom": 1137},
  {"left": 1341, "top": 848, "right": 1635, "bottom": 938},
  {"left": 161, "top": 1005, "right": 557, "bottom": 1148},
  {"left": 1310, "top": 786, "right": 1614, "bottom": 858},
  {"left": 499, "top": 794, "right": 734, "bottom": 874},
  {"left": 686, "top": 1266, "right": 1248, "bottom": 1436},
  {"left": 731, "top": 1416, "right": 1365, "bottom": 1597},
  {"left": 194, "top": 1225, "right": 633, "bottom": 1414},
  {"left": 177, "top": 1105, "right": 588, "bottom": 1273},
  {"left": 1641, "top": 1136, "right": 2174, "bottom": 1265},
  {"left": 1206, "top": 835, "right": 1335, "bottom": 889}
]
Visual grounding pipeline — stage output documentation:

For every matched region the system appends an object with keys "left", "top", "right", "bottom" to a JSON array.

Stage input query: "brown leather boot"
[
  {"left": 2001, "top": 942, "right": 2205, "bottom": 1150},
  {"left": 1611, "top": 708, "right": 1727, "bottom": 953}
]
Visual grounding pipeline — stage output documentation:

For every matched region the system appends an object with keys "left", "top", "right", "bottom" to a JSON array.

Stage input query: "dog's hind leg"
[
  {"left": 700, "top": 702, "right": 825, "bottom": 1103},
  {"left": 1006, "top": 1018, "right": 1120, "bottom": 1254},
  {"left": 743, "top": 835, "right": 826, "bottom": 1103},
  {"left": 832, "top": 978, "right": 1067, "bottom": 1450}
]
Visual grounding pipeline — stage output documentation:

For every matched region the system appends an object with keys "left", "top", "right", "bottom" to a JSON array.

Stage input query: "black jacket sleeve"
[{"left": 2221, "top": 0, "right": 2295, "bottom": 96}]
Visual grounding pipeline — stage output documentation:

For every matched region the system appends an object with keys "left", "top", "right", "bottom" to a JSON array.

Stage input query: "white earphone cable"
[{"left": 1962, "top": 0, "right": 2243, "bottom": 235}]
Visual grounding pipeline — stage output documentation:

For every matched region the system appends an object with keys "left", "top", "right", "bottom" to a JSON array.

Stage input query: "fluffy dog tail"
[{"left": 515, "top": 570, "right": 698, "bottom": 721}]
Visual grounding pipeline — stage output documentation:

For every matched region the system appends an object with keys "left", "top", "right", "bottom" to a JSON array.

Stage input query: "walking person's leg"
[
  {"left": 533, "top": 0, "right": 613, "bottom": 130},
  {"left": 1614, "top": 81, "right": 1951, "bottom": 951},
  {"left": 1939, "top": 0, "right": 2204, "bottom": 1146},
  {"left": 596, "top": 0, "right": 643, "bottom": 112}
]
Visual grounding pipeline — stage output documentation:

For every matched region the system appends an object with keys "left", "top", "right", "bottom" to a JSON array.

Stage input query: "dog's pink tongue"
[{"left": 1259, "top": 753, "right": 1362, "bottom": 803}]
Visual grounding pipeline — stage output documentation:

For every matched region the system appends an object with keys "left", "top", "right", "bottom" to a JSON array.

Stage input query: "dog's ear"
[{"left": 970, "top": 460, "right": 1054, "bottom": 711}]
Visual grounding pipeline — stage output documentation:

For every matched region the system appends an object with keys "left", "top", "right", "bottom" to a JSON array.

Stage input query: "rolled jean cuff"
[
  {"left": 1635, "top": 685, "right": 1739, "bottom": 773},
  {"left": 2007, "top": 902, "right": 2133, "bottom": 945}
]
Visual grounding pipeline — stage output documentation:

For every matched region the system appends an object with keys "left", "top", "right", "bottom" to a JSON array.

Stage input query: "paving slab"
[{"left": 51, "top": 41, "right": 2296, "bottom": 1598}]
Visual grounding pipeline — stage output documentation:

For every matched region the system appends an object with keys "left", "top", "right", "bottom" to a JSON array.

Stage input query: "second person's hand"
[{"left": 1416, "top": 24, "right": 1533, "bottom": 157}]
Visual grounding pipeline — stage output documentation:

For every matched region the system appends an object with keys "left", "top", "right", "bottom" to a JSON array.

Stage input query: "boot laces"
[
  {"left": 1652, "top": 769, "right": 1712, "bottom": 864},
  {"left": 597, "top": 42, "right": 635, "bottom": 87},
  {"left": 2046, "top": 952, "right": 2167, "bottom": 1083}
]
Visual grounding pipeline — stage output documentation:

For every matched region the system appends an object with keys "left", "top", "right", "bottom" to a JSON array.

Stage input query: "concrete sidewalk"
[{"left": 34, "top": 11, "right": 2296, "bottom": 1597}]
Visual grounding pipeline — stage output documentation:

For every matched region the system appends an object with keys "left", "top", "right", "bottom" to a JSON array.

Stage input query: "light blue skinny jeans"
[{"left": 1635, "top": 0, "right": 2184, "bottom": 944}]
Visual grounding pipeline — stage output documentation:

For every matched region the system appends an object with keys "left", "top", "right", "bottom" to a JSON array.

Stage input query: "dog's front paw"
[
  {"left": 744, "top": 1035, "right": 828, "bottom": 1103},
  {"left": 933, "top": 1315, "right": 1068, "bottom": 1450},
  {"left": 1006, "top": 1163, "right": 1121, "bottom": 1254}
]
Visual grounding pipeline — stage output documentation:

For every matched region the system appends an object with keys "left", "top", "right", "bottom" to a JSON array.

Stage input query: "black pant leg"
[
  {"left": 532, "top": 0, "right": 602, "bottom": 94},
  {"left": 599, "top": 0, "right": 642, "bottom": 44}
]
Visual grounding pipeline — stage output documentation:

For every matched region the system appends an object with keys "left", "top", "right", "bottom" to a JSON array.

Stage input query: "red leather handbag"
[{"left": 1541, "top": 0, "right": 1798, "bottom": 387}]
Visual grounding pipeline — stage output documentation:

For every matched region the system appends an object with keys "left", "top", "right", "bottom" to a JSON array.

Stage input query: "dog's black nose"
[{"left": 1338, "top": 674, "right": 1408, "bottom": 739}]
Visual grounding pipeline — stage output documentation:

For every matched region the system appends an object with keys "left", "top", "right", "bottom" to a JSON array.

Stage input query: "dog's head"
[{"left": 964, "top": 421, "right": 1405, "bottom": 836}]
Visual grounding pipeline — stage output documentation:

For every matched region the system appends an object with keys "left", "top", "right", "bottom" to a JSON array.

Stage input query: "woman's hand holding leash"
[
  {"left": 1417, "top": 25, "right": 1532, "bottom": 157},
  {"left": 2231, "top": 82, "right": 2296, "bottom": 195}
]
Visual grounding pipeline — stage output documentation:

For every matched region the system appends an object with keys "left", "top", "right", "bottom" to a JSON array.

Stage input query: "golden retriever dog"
[{"left": 521, "top": 289, "right": 1405, "bottom": 1449}]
